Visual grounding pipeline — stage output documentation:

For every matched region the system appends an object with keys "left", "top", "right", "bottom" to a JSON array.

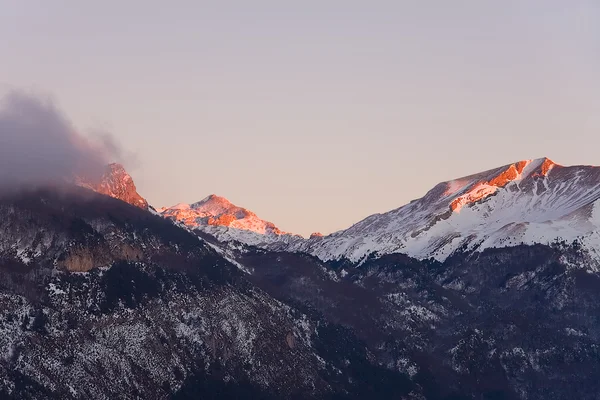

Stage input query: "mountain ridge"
[
  {"left": 286, "top": 157, "right": 600, "bottom": 262},
  {"left": 82, "top": 158, "right": 600, "bottom": 265},
  {"left": 150, "top": 157, "right": 600, "bottom": 265}
]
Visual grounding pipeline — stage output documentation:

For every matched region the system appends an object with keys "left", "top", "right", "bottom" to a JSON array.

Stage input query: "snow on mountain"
[
  {"left": 159, "top": 194, "right": 302, "bottom": 246},
  {"left": 287, "top": 158, "right": 600, "bottom": 262},
  {"left": 78, "top": 159, "right": 600, "bottom": 265}
]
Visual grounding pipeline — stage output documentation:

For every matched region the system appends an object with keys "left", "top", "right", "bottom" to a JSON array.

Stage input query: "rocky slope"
[
  {"left": 77, "top": 163, "right": 149, "bottom": 210},
  {"left": 235, "top": 242, "right": 600, "bottom": 400},
  {"left": 0, "top": 185, "right": 424, "bottom": 399}
]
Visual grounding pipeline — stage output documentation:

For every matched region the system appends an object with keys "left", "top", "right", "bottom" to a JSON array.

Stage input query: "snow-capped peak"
[
  {"left": 445, "top": 158, "right": 555, "bottom": 212},
  {"left": 190, "top": 194, "right": 243, "bottom": 217},
  {"left": 282, "top": 158, "right": 600, "bottom": 262},
  {"left": 160, "top": 195, "right": 302, "bottom": 245}
]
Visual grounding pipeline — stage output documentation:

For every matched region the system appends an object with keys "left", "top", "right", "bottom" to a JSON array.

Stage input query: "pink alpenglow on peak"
[
  {"left": 77, "top": 163, "right": 149, "bottom": 210},
  {"left": 160, "top": 194, "right": 303, "bottom": 246},
  {"left": 448, "top": 158, "right": 557, "bottom": 212}
]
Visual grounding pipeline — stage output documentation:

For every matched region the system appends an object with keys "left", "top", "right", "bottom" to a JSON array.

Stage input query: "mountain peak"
[
  {"left": 193, "top": 194, "right": 234, "bottom": 209},
  {"left": 200, "top": 194, "right": 226, "bottom": 202},
  {"left": 105, "top": 162, "right": 127, "bottom": 173},
  {"left": 161, "top": 195, "right": 296, "bottom": 240},
  {"left": 447, "top": 158, "right": 561, "bottom": 212},
  {"left": 283, "top": 157, "right": 600, "bottom": 263},
  {"left": 537, "top": 157, "right": 558, "bottom": 176},
  {"left": 78, "top": 163, "right": 149, "bottom": 210}
]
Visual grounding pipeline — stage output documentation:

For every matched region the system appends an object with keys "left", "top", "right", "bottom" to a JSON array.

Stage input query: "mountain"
[
  {"left": 0, "top": 185, "right": 425, "bottom": 399},
  {"left": 273, "top": 158, "right": 600, "bottom": 263},
  {"left": 160, "top": 158, "right": 600, "bottom": 265},
  {"left": 240, "top": 244, "right": 600, "bottom": 400},
  {"left": 4, "top": 160, "right": 600, "bottom": 399},
  {"left": 148, "top": 159, "right": 600, "bottom": 399},
  {"left": 159, "top": 195, "right": 302, "bottom": 246},
  {"left": 77, "top": 163, "right": 149, "bottom": 210}
]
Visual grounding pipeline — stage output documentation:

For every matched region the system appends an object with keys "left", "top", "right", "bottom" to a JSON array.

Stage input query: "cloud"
[{"left": 0, "top": 90, "right": 125, "bottom": 188}]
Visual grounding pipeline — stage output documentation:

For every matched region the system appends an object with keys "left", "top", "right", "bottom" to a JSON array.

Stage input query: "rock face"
[{"left": 78, "top": 163, "right": 149, "bottom": 210}]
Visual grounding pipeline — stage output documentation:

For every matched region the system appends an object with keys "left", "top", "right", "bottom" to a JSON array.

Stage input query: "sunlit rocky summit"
[
  {"left": 77, "top": 162, "right": 149, "bottom": 210},
  {"left": 159, "top": 194, "right": 302, "bottom": 247}
]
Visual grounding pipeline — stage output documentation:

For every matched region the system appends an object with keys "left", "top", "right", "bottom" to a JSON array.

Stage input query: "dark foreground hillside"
[
  {"left": 240, "top": 243, "right": 600, "bottom": 400},
  {"left": 0, "top": 187, "right": 420, "bottom": 399}
]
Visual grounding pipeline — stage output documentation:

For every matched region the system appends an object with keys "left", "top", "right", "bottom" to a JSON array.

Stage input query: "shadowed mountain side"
[{"left": 0, "top": 185, "right": 424, "bottom": 399}]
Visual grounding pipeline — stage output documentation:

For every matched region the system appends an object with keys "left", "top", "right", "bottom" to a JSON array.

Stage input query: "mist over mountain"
[{"left": 0, "top": 91, "right": 127, "bottom": 190}]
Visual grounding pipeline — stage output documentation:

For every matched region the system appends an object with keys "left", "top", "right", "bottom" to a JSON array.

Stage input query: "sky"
[{"left": 1, "top": 1, "right": 599, "bottom": 236}]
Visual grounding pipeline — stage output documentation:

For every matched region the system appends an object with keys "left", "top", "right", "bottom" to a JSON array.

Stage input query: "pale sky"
[{"left": 1, "top": 1, "right": 599, "bottom": 236}]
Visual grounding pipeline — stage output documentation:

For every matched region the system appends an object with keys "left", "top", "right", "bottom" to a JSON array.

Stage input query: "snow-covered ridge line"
[{"left": 283, "top": 157, "right": 600, "bottom": 262}]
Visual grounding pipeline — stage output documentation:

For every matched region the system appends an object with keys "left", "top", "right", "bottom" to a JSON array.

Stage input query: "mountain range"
[
  {"left": 159, "top": 157, "right": 600, "bottom": 265},
  {"left": 1, "top": 158, "right": 600, "bottom": 399}
]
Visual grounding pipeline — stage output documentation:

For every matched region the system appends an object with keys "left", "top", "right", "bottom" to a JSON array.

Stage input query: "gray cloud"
[{"left": 0, "top": 91, "right": 124, "bottom": 188}]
